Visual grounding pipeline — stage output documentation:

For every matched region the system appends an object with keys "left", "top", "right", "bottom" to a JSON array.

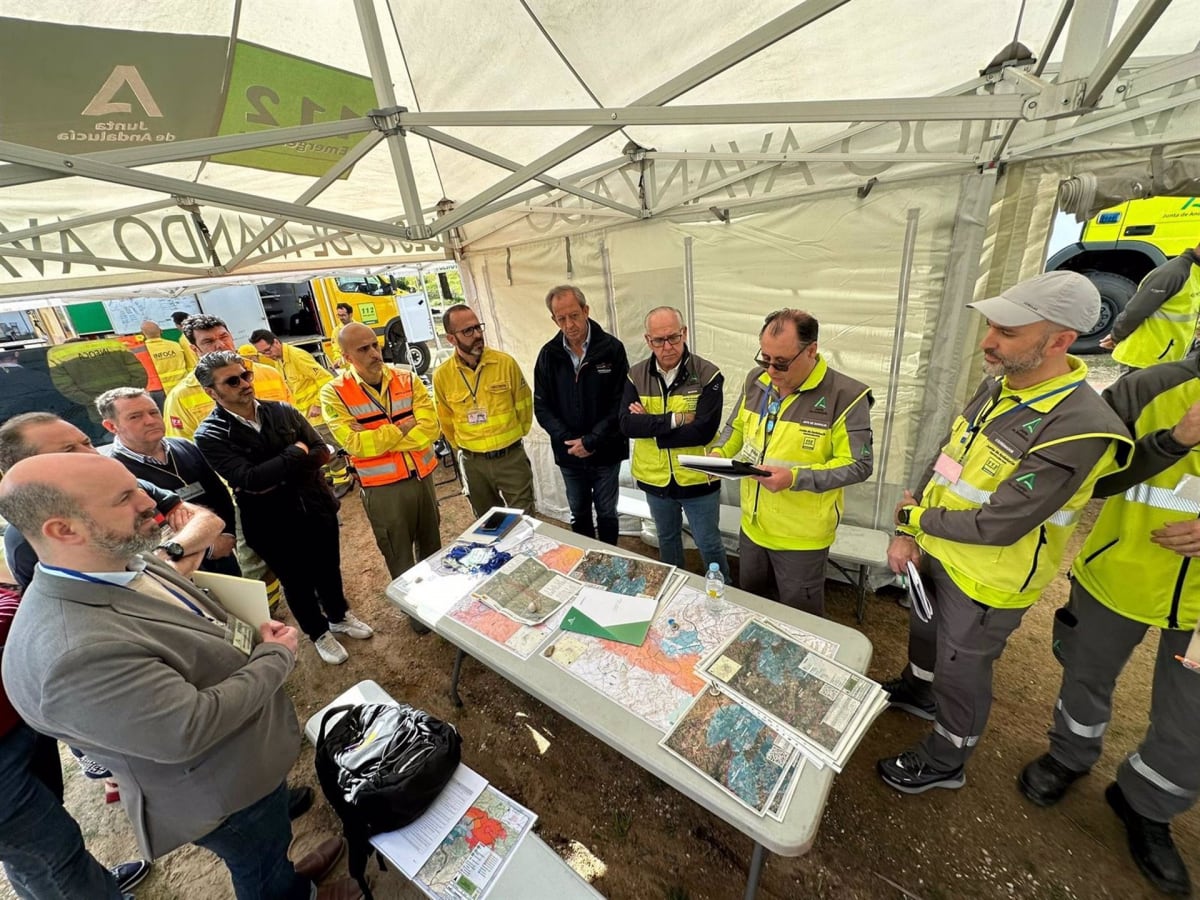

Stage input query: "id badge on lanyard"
[{"left": 224, "top": 616, "right": 255, "bottom": 656}]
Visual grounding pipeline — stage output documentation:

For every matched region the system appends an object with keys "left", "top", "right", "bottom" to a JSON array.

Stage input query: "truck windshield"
[{"left": 335, "top": 276, "right": 391, "bottom": 296}]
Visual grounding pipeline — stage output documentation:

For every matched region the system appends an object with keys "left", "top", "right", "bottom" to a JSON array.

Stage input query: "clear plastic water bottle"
[{"left": 705, "top": 563, "right": 725, "bottom": 611}]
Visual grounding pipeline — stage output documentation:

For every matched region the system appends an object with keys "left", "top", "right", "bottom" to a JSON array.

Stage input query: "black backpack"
[{"left": 314, "top": 703, "right": 462, "bottom": 898}]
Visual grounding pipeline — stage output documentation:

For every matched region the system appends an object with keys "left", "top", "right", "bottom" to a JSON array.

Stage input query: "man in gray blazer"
[{"left": 0, "top": 452, "right": 360, "bottom": 900}]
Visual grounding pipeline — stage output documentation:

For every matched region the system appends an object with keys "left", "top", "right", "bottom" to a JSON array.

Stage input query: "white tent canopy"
[{"left": 1, "top": 0, "right": 1198, "bottom": 522}]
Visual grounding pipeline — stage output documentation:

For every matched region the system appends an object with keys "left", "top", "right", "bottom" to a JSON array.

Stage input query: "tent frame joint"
[{"left": 368, "top": 106, "right": 410, "bottom": 137}]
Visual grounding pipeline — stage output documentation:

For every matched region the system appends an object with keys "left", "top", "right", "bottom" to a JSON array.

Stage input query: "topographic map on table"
[
  {"left": 447, "top": 535, "right": 584, "bottom": 659},
  {"left": 414, "top": 785, "right": 536, "bottom": 900},
  {"left": 700, "top": 619, "right": 875, "bottom": 765},
  {"left": 660, "top": 689, "right": 798, "bottom": 815},
  {"left": 471, "top": 556, "right": 580, "bottom": 625},
  {"left": 568, "top": 549, "right": 674, "bottom": 601},
  {"left": 544, "top": 585, "right": 752, "bottom": 730}
]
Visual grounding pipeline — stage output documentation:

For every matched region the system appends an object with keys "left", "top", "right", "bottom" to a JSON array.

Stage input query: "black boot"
[
  {"left": 1018, "top": 753, "right": 1087, "bottom": 807},
  {"left": 1106, "top": 782, "right": 1192, "bottom": 896}
]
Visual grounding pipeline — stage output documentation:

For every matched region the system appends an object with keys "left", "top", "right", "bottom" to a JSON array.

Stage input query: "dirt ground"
[
  {"left": 7, "top": 350, "right": 1197, "bottom": 900},
  {"left": 11, "top": 477, "right": 1191, "bottom": 900}
]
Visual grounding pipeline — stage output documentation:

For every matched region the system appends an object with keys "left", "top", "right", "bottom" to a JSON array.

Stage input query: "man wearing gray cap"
[{"left": 875, "top": 270, "right": 1135, "bottom": 794}]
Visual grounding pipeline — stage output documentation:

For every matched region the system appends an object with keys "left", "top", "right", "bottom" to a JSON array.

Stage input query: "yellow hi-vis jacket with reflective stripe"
[
  {"left": 144, "top": 338, "right": 190, "bottom": 393},
  {"left": 1073, "top": 359, "right": 1200, "bottom": 629},
  {"left": 178, "top": 335, "right": 198, "bottom": 369},
  {"left": 320, "top": 364, "right": 440, "bottom": 486},
  {"left": 163, "top": 361, "right": 293, "bottom": 439},
  {"left": 249, "top": 343, "right": 333, "bottom": 427},
  {"left": 432, "top": 347, "right": 532, "bottom": 453},
  {"left": 903, "top": 359, "right": 1133, "bottom": 609},
  {"left": 625, "top": 350, "right": 723, "bottom": 493},
  {"left": 1112, "top": 251, "right": 1200, "bottom": 369},
  {"left": 712, "top": 356, "right": 874, "bottom": 551}
]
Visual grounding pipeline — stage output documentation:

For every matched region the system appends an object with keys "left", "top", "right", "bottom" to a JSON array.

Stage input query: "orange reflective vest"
[
  {"left": 117, "top": 336, "right": 162, "bottom": 392},
  {"left": 332, "top": 373, "right": 438, "bottom": 486}
]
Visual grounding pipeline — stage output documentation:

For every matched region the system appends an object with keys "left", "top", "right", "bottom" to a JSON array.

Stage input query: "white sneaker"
[
  {"left": 313, "top": 632, "right": 348, "bottom": 665},
  {"left": 329, "top": 612, "right": 374, "bottom": 640}
]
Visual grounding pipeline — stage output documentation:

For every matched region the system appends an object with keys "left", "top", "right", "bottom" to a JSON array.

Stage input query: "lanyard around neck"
[
  {"left": 41, "top": 564, "right": 209, "bottom": 619},
  {"left": 961, "top": 380, "right": 1080, "bottom": 449}
]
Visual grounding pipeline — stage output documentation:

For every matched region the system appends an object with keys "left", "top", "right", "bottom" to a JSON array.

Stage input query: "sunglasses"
[
  {"left": 454, "top": 323, "right": 485, "bottom": 338},
  {"left": 646, "top": 332, "right": 684, "bottom": 349},
  {"left": 754, "top": 342, "right": 812, "bottom": 371},
  {"left": 220, "top": 370, "right": 255, "bottom": 389}
]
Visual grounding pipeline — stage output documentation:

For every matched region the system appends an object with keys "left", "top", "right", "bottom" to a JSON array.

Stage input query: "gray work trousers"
[
  {"left": 901, "top": 556, "right": 1028, "bottom": 771},
  {"left": 1049, "top": 580, "right": 1200, "bottom": 822},
  {"left": 737, "top": 531, "right": 828, "bottom": 617},
  {"left": 361, "top": 475, "right": 441, "bottom": 578},
  {"left": 460, "top": 445, "right": 536, "bottom": 517}
]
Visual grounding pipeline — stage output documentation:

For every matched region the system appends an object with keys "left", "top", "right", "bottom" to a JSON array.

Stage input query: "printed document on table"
[
  {"left": 371, "top": 765, "right": 488, "bottom": 877},
  {"left": 414, "top": 784, "right": 537, "bottom": 900},
  {"left": 560, "top": 585, "right": 659, "bottom": 645}
]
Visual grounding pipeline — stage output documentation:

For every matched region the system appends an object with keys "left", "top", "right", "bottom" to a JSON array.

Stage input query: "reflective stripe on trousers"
[
  {"left": 909, "top": 661, "right": 934, "bottom": 682},
  {"left": 1056, "top": 698, "right": 1108, "bottom": 738},
  {"left": 1128, "top": 753, "right": 1196, "bottom": 799},
  {"left": 933, "top": 721, "right": 979, "bottom": 749}
]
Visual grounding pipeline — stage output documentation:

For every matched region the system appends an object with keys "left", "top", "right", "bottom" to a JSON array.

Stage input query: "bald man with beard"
[
  {"left": 0, "top": 454, "right": 357, "bottom": 900},
  {"left": 320, "top": 323, "right": 442, "bottom": 633}
]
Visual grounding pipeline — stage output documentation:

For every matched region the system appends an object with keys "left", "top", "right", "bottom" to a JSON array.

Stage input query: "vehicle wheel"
[
  {"left": 407, "top": 341, "right": 431, "bottom": 375},
  {"left": 1069, "top": 270, "right": 1136, "bottom": 354}
]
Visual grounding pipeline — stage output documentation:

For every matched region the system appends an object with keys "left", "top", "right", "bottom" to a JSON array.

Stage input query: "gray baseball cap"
[{"left": 967, "top": 270, "right": 1099, "bottom": 333}]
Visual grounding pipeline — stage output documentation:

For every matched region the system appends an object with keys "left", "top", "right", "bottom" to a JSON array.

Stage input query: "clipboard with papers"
[
  {"left": 678, "top": 455, "right": 770, "bottom": 480},
  {"left": 905, "top": 561, "right": 933, "bottom": 623}
]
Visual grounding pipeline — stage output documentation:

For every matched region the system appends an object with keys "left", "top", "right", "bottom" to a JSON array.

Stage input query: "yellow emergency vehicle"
[{"left": 1048, "top": 196, "right": 1200, "bottom": 352}]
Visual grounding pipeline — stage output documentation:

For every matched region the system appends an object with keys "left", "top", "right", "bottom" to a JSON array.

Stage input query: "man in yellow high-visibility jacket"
[
  {"left": 1101, "top": 243, "right": 1200, "bottom": 370},
  {"left": 328, "top": 303, "right": 355, "bottom": 369},
  {"left": 140, "top": 321, "right": 189, "bottom": 396},
  {"left": 621, "top": 306, "right": 728, "bottom": 580},
  {"left": 163, "top": 316, "right": 292, "bottom": 440},
  {"left": 249, "top": 329, "right": 332, "bottom": 429},
  {"left": 710, "top": 308, "right": 873, "bottom": 616},
  {"left": 432, "top": 304, "right": 535, "bottom": 516},
  {"left": 321, "top": 323, "right": 442, "bottom": 633},
  {"left": 171, "top": 311, "right": 198, "bottom": 369},
  {"left": 878, "top": 271, "right": 1134, "bottom": 796},
  {"left": 1018, "top": 360, "right": 1200, "bottom": 896}
]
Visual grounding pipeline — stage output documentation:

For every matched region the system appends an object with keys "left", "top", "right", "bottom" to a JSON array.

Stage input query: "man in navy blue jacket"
[{"left": 534, "top": 285, "right": 629, "bottom": 545}]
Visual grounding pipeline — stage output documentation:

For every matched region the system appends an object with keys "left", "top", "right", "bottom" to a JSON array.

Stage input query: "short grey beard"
[{"left": 86, "top": 514, "right": 162, "bottom": 561}]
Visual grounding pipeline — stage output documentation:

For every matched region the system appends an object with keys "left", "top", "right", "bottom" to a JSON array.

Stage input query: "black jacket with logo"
[{"left": 533, "top": 319, "right": 630, "bottom": 469}]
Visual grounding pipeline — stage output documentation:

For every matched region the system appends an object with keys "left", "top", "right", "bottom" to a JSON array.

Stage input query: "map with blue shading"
[
  {"left": 568, "top": 549, "right": 673, "bottom": 600},
  {"left": 662, "top": 689, "right": 794, "bottom": 814}
]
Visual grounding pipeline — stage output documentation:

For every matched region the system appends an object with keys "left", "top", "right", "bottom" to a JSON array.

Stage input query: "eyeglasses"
[
  {"left": 219, "top": 370, "right": 255, "bottom": 389},
  {"left": 646, "top": 332, "right": 684, "bottom": 349},
  {"left": 754, "top": 342, "right": 812, "bottom": 372},
  {"left": 454, "top": 323, "right": 485, "bottom": 338}
]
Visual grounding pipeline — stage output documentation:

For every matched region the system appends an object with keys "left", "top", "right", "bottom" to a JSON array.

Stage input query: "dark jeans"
[
  {"left": 244, "top": 503, "right": 348, "bottom": 640},
  {"left": 0, "top": 724, "right": 122, "bottom": 900},
  {"left": 194, "top": 781, "right": 310, "bottom": 900},
  {"left": 560, "top": 464, "right": 620, "bottom": 545}
]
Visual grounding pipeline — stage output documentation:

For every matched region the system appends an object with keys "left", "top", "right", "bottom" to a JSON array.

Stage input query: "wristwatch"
[
  {"left": 158, "top": 541, "right": 186, "bottom": 561},
  {"left": 897, "top": 506, "right": 914, "bottom": 526}
]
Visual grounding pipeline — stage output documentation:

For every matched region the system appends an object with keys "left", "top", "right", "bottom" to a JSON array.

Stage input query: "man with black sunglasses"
[
  {"left": 433, "top": 304, "right": 535, "bottom": 516},
  {"left": 195, "top": 352, "right": 374, "bottom": 667},
  {"left": 710, "top": 309, "right": 873, "bottom": 616}
]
